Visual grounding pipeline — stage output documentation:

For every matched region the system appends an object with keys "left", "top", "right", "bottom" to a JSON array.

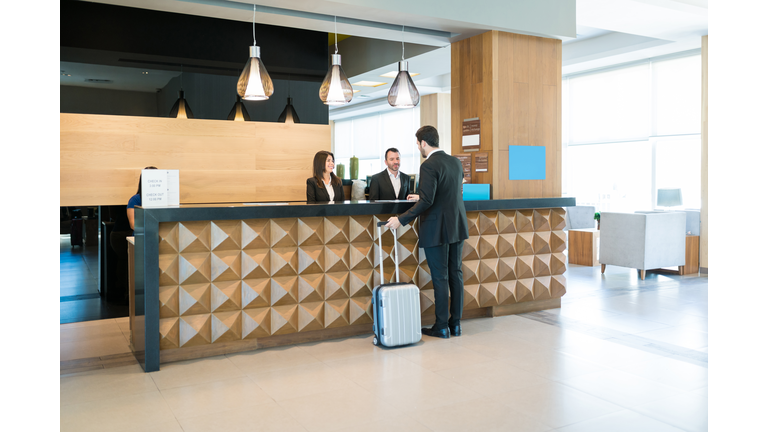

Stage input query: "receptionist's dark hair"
[
  {"left": 415, "top": 125, "right": 439, "bottom": 148},
  {"left": 312, "top": 151, "right": 341, "bottom": 188},
  {"left": 136, "top": 166, "right": 158, "bottom": 195}
]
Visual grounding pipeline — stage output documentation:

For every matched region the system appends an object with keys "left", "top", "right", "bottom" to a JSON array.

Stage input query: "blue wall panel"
[{"left": 508, "top": 146, "right": 546, "bottom": 180}]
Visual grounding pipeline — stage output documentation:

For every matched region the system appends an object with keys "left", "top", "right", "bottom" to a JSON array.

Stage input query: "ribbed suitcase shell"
[
  {"left": 372, "top": 283, "right": 421, "bottom": 347},
  {"left": 372, "top": 222, "right": 422, "bottom": 347}
]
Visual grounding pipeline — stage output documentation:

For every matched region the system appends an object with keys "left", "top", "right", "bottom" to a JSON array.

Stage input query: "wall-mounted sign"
[
  {"left": 474, "top": 152, "right": 488, "bottom": 173},
  {"left": 455, "top": 153, "right": 472, "bottom": 183},
  {"left": 462, "top": 118, "right": 481, "bottom": 151},
  {"left": 141, "top": 169, "right": 180, "bottom": 208}
]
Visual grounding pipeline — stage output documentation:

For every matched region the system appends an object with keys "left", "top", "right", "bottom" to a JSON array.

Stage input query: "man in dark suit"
[
  {"left": 368, "top": 148, "right": 411, "bottom": 201},
  {"left": 384, "top": 125, "right": 469, "bottom": 339}
]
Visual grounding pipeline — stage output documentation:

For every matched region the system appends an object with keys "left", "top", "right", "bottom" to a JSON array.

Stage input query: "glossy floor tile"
[
  {"left": 60, "top": 318, "right": 132, "bottom": 362},
  {"left": 60, "top": 265, "right": 708, "bottom": 431},
  {"left": 60, "top": 235, "right": 130, "bottom": 324}
]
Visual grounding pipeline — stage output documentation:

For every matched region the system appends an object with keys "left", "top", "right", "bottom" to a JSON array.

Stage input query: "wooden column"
[
  {"left": 451, "top": 31, "right": 562, "bottom": 199},
  {"left": 420, "top": 93, "right": 452, "bottom": 155},
  {"left": 700, "top": 35, "right": 708, "bottom": 271}
]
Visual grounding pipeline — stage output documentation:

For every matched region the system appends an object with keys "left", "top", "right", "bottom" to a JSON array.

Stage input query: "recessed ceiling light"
[
  {"left": 352, "top": 81, "right": 387, "bottom": 87},
  {"left": 380, "top": 71, "right": 419, "bottom": 78},
  {"left": 142, "top": 71, "right": 149, "bottom": 75},
  {"left": 61, "top": 73, "right": 71, "bottom": 77}
]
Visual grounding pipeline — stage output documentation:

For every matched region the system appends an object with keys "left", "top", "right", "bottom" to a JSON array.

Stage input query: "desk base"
[{"left": 568, "top": 229, "right": 599, "bottom": 266}]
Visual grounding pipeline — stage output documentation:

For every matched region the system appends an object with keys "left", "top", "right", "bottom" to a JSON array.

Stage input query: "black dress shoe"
[
  {"left": 449, "top": 324, "right": 462, "bottom": 337},
  {"left": 421, "top": 327, "right": 450, "bottom": 339}
]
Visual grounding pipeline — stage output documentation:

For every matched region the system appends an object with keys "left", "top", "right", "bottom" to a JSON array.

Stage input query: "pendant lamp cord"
[
  {"left": 334, "top": 16, "right": 338, "bottom": 55},
  {"left": 401, "top": 25, "right": 405, "bottom": 61},
  {"left": 252, "top": 4, "right": 256, "bottom": 46},
  {"left": 180, "top": 64, "right": 183, "bottom": 90}
]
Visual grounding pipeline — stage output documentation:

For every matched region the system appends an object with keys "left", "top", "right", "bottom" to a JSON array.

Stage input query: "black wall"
[{"left": 60, "top": 0, "right": 330, "bottom": 124}]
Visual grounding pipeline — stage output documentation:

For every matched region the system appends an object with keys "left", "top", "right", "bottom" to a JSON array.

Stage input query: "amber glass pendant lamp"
[
  {"left": 387, "top": 25, "right": 419, "bottom": 108},
  {"left": 237, "top": 4, "right": 274, "bottom": 101},
  {"left": 169, "top": 64, "right": 194, "bottom": 118},
  {"left": 319, "top": 16, "right": 353, "bottom": 105}
]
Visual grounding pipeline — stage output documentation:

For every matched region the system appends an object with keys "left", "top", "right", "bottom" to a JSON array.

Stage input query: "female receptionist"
[
  {"left": 109, "top": 166, "right": 157, "bottom": 304},
  {"left": 306, "top": 151, "right": 344, "bottom": 203},
  {"left": 126, "top": 166, "right": 157, "bottom": 230}
]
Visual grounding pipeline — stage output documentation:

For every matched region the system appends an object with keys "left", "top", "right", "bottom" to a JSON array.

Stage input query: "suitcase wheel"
[{"left": 372, "top": 336, "right": 379, "bottom": 346}]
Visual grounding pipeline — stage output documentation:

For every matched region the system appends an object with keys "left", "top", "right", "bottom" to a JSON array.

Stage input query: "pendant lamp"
[
  {"left": 319, "top": 16, "right": 353, "bottom": 105},
  {"left": 227, "top": 95, "right": 251, "bottom": 121},
  {"left": 237, "top": 4, "right": 274, "bottom": 101},
  {"left": 278, "top": 97, "right": 300, "bottom": 123},
  {"left": 387, "top": 26, "right": 420, "bottom": 108},
  {"left": 170, "top": 65, "right": 194, "bottom": 118}
]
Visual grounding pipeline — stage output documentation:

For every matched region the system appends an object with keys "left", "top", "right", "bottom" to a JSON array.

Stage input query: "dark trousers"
[{"left": 422, "top": 241, "right": 464, "bottom": 329}]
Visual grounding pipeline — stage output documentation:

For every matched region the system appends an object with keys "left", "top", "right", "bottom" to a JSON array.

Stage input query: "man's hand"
[
  {"left": 384, "top": 216, "right": 401, "bottom": 229},
  {"left": 406, "top": 194, "right": 420, "bottom": 201}
]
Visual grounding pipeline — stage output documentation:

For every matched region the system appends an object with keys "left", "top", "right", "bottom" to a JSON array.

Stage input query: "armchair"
[
  {"left": 599, "top": 211, "right": 686, "bottom": 280},
  {"left": 564, "top": 206, "right": 596, "bottom": 231}
]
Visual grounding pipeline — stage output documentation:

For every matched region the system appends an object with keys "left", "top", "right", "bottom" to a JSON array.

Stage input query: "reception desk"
[{"left": 132, "top": 198, "right": 575, "bottom": 372}]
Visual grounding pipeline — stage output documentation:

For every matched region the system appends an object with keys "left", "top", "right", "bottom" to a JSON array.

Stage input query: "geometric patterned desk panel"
[{"left": 157, "top": 209, "right": 567, "bottom": 349}]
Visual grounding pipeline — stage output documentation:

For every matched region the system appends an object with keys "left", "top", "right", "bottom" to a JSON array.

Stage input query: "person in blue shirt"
[
  {"left": 109, "top": 166, "right": 156, "bottom": 304},
  {"left": 126, "top": 166, "right": 157, "bottom": 230}
]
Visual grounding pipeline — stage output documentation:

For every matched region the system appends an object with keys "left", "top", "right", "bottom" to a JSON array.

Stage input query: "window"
[
  {"left": 569, "top": 64, "right": 650, "bottom": 144},
  {"left": 563, "top": 52, "right": 702, "bottom": 211},
  {"left": 332, "top": 107, "right": 421, "bottom": 179},
  {"left": 654, "top": 136, "right": 702, "bottom": 209},
  {"left": 567, "top": 141, "right": 652, "bottom": 212},
  {"left": 652, "top": 55, "right": 702, "bottom": 136}
]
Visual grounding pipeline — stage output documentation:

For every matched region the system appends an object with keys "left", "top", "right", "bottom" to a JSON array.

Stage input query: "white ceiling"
[{"left": 61, "top": 0, "right": 707, "bottom": 117}]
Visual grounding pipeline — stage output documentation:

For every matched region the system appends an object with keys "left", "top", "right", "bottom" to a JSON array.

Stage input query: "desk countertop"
[{"left": 134, "top": 197, "right": 577, "bottom": 223}]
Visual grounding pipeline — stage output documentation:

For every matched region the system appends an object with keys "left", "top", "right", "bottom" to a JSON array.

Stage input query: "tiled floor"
[
  {"left": 60, "top": 235, "right": 128, "bottom": 324},
  {"left": 60, "top": 264, "right": 708, "bottom": 432}
]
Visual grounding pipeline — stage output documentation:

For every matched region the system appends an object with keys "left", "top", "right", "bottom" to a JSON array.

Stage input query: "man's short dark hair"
[
  {"left": 416, "top": 125, "right": 439, "bottom": 148},
  {"left": 384, "top": 148, "right": 400, "bottom": 159}
]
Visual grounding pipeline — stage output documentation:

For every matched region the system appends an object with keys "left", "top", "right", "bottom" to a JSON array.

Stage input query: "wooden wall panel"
[
  {"left": 60, "top": 114, "right": 330, "bottom": 206},
  {"left": 420, "top": 93, "right": 452, "bottom": 154},
  {"left": 452, "top": 31, "right": 562, "bottom": 200},
  {"left": 451, "top": 33, "right": 496, "bottom": 187}
]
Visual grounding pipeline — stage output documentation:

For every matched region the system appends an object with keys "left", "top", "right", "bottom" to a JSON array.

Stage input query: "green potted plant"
[{"left": 594, "top": 211, "right": 601, "bottom": 230}]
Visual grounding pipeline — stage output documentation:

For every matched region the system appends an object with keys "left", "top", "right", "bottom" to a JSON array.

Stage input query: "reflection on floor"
[
  {"left": 60, "top": 235, "right": 128, "bottom": 324},
  {"left": 60, "top": 265, "right": 708, "bottom": 432}
]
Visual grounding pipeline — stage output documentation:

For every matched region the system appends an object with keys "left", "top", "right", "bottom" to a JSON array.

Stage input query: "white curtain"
[
  {"left": 333, "top": 107, "right": 421, "bottom": 179},
  {"left": 563, "top": 53, "right": 702, "bottom": 211}
]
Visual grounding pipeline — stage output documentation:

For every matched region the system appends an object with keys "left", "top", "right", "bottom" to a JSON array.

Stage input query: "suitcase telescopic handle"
[{"left": 376, "top": 220, "right": 400, "bottom": 285}]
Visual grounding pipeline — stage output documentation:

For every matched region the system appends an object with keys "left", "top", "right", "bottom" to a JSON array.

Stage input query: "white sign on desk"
[{"left": 141, "top": 169, "right": 180, "bottom": 207}]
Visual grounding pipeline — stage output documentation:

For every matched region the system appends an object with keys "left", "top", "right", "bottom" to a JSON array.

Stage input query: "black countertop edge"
[
  {"left": 466, "top": 197, "right": 575, "bottom": 211},
  {"left": 136, "top": 198, "right": 576, "bottom": 222}
]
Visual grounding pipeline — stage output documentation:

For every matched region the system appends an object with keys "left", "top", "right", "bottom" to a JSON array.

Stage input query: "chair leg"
[
  {"left": 601, "top": 264, "right": 606, "bottom": 274},
  {"left": 640, "top": 269, "right": 646, "bottom": 280},
  {"left": 678, "top": 266, "right": 684, "bottom": 275}
]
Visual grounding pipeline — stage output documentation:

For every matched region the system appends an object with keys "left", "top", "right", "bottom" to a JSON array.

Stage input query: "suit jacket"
[
  {"left": 397, "top": 150, "right": 468, "bottom": 248},
  {"left": 368, "top": 169, "right": 411, "bottom": 201},
  {"left": 306, "top": 177, "right": 345, "bottom": 203}
]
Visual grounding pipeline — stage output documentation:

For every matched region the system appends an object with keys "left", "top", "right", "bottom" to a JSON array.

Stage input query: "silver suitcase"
[{"left": 372, "top": 221, "right": 422, "bottom": 347}]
